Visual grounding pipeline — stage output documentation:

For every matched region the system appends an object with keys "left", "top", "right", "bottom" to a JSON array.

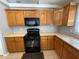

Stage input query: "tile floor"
[{"left": 0, "top": 50, "right": 60, "bottom": 59}]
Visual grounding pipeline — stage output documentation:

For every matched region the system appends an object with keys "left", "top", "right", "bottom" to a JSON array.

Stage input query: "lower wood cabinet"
[
  {"left": 62, "top": 42, "right": 79, "bottom": 59},
  {"left": 15, "top": 37, "right": 24, "bottom": 52},
  {"left": 40, "top": 36, "right": 48, "bottom": 50},
  {"left": 62, "top": 48, "right": 77, "bottom": 59},
  {"left": 54, "top": 36, "right": 79, "bottom": 59},
  {"left": 40, "top": 36, "right": 54, "bottom": 50},
  {"left": 5, "top": 37, "right": 24, "bottom": 52},
  {"left": 5, "top": 37, "right": 16, "bottom": 52},
  {"left": 48, "top": 36, "right": 54, "bottom": 49},
  {"left": 54, "top": 36, "right": 64, "bottom": 59}
]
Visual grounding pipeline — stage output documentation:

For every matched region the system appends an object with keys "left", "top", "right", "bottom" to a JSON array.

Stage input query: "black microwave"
[{"left": 24, "top": 18, "right": 40, "bottom": 26}]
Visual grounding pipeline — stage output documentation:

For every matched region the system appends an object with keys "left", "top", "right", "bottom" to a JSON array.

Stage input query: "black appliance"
[
  {"left": 24, "top": 18, "right": 40, "bottom": 26},
  {"left": 24, "top": 28, "right": 40, "bottom": 53}
]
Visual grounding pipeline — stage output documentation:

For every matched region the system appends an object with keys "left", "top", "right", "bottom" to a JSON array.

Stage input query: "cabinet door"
[
  {"left": 63, "top": 3, "right": 77, "bottom": 26},
  {"left": 15, "top": 11, "right": 24, "bottom": 26},
  {"left": 15, "top": 37, "right": 24, "bottom": 52},
  {"left": 5, "top": 37, "right": 16, "bottom": 52},
  {"left": 55, "top": 36, "right": 63, "bottom": 58},
  {"left": 48, "top": 36, "right": 54, "bottom": 49},
  {"left": 54, "top": 9, "right": 63, "bottom": 26},
  {"left": 62, "top": 48, "right": 78, "bottom": 59},
  {"left": 46, "top": 10, "right": 54, "bottom": 25},
  {"left": 40, "top": 36, "right": 48, "bottom": 50},
  {"left": 6, "top": 10, "right": 16, "bottom": 26},
  {"left": 39, "top": 10, "right": 47, "bottom": 25},
  {"left": 24, "top": 10, "right": 39, "bottom": 18},
  {"left": 67, "top": 4, "right": 77, "bottom": 26},
  {"left": 63, "top": 5, "right": 69, "bottom": 26}
]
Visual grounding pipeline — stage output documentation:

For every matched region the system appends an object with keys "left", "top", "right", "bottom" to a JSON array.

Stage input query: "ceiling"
[{"left": 6, "top": 0, "right": 74, "bottom": 5}]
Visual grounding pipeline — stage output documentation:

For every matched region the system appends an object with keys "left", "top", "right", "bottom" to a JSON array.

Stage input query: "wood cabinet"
[
  {"left": 5, "top": 37, "right": 24, "bottom": 52},
  {"left": 40, "top": 36, "right": 54, "bottom": 50},
  {"left": 6, "top": 10, "right": 24, "bottom": 26},
  {"left": 48, "top": 36, "right": 54, "bottom": 49},
  {"left": 62, "top": 42, "right": 79, "bottom": 59},
  {"left": 62, "top": 47, "right": 78, "bottom": 59},
  {"left": 6, "top": 3, "right": 77, "bottom": 27},
  {"left": 39, "top": 10, "right": 47, "bottom": 25},
  {"left": 24, "top": 10, "right": 39, "bottom": 18},
  {"left": 46, "top": 10, "right": 54, "bottom": 25},
  {"left": 40, "top": 36, "right": 48, "bottom": 50},
  {"left": 39, "top": 10, "right": 54, "bottom": 25},
  {"left": 15, "top": 11, "right": 24, "bottom": 26},
  {"left": 15, "top": 37, "right": 24, "bottom": 52},
  {"left": 6, "top": 10, "right": 16, "bottom": 26},
  {"left": 54, "top": 8, "right": 63, "bottom": 26},
  {"left": 54, "top": 36, "right": 64, "bottom": 59},
  {"left": 54, "top": 36, "right": 79, "bottom": 59},
  {"left": 5, "top": 37, "right": 16, "bottom": 52},
  {"left": 62, "top": 3, "right": 77, "bottom": 26}
]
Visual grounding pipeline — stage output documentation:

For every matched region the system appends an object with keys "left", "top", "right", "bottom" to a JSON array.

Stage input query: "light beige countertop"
[
  {"left": 4, "top": 31, "right": 56, "bottom": 37},
  {"left": 4, "top": 31, "right": 79, "bottom": 50},
  {"left": 4, "top": 31, "right": 27, "bottom": 37},
  {"left": 55, "top": 33, "right": 79, "bottom": 50}
]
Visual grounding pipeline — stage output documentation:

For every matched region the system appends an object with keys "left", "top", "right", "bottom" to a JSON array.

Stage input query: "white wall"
[
  {"left": 12, "top": 26, "right": 58, "bottom": 33},
  {"left": 0, "top": 2, "right": 12, "bottom": 56},
  {"left": 0, "top": 2, "right": 12, "bottom": 35}
]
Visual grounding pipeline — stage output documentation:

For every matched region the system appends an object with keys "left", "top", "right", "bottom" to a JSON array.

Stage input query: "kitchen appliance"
[
  {"left": 24, "top": 18, "right": 40, "bottom": 26},
  {"left": 24, "top": 28, "right": 40, "bottom": 53}
]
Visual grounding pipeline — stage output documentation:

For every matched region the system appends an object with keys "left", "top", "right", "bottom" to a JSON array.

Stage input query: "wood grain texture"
[
  {"left": 5, "top": 37, "right": 16, "bottom": 52},
  {"left": 15, "top": 11, "right": 24, "bottom": 26},
  {"left": 6, "top": 10, "right": 16, "bottom": 26},
  {"left": 15, "top": 37, "right": 24, "bottom": 52},
  {"left": 40, "top": 36, "right": 48, "bottom": 50}
]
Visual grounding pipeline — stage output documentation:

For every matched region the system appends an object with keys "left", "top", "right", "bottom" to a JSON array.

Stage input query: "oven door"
[{"left": 26, "top": 40, "right": 39, "bottom": 48}]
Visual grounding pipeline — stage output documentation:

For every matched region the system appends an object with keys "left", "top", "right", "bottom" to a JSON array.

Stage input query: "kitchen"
[{"left": 0, "top": 0, "right": 79, "bottom": 59}]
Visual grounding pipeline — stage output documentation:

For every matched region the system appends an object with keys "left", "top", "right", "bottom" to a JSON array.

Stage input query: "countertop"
[
  {"left": 4, "top": 31, "right": 55, "bottom": 37},
  {"left": 4, "top": 31, "right": 79, "bottom": 50},
  {"left": 55, "top": 33, "right": 79, "bottom": 50}
]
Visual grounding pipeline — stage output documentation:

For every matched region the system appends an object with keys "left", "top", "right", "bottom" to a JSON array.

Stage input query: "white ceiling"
[
  {"left": 6, "top": 0, "right": 73, "bottom": 5},
  {"left": 0, "top": 0, "right": 77, "bottom": 6},
  {"left": 0, "top": 0, "right": 79, "bottom": 8}
]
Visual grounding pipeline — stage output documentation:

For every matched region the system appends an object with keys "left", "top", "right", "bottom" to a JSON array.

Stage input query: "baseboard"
[{"left": 3, "top": 52, "right": 9, "bottom": 56}]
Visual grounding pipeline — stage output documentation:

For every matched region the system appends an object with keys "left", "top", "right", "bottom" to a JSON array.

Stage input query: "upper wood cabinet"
[
  {"left": 46, "top": 10, "right": 54, "bottom": 25},
  {"left": 24, "top": 10, "right": 39, "bottom": 18},
  {"left": 6, "top": 10, "right": 16, "bottom": 26},
  {"left": 6, "top": 10, "right": 24, "bottom": 26},
  {"left": 39, "top": 10, "right": 47, "bottom": 25},
  {"left": 62, "top": 3, "right": 77, "bottom": 26},
  {"left": 39, "top": 10, "right": 54, "bottom": 25},
  {"left": 15, "top": 11, "right": 24, "bottom": 26},
  {"left": 53, "top": 8, "right": 63, "bottom": 26}
]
